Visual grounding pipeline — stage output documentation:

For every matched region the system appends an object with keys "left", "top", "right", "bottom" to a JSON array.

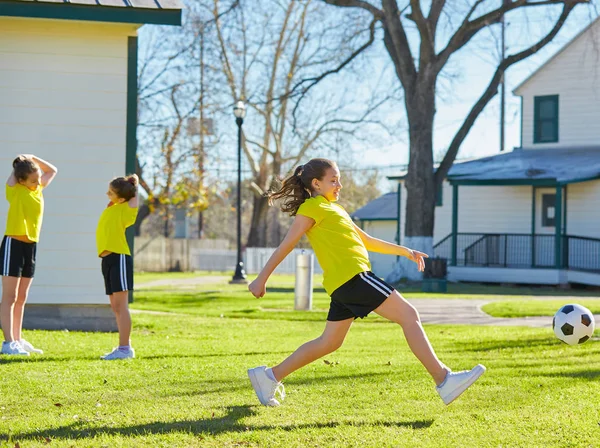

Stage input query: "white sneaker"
[
  {"left": 20, "top": 339, "right": 43, "bottom": 354},
  {"left": 1, "top": 341, "right": 29, "bottom": 356},
  {"left": 436, "top": 364, "right": 486, "bottom": 405},
  {"left": 100, "top": 347, "right": 135, "bottom": 360},
  {"left": 248, "top": 366, "right": 285, "bottom": 407}
]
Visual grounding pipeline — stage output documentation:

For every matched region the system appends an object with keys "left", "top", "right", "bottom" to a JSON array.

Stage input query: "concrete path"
[{"left": 408, "top": 299, "right": 554, "bottom": 328}]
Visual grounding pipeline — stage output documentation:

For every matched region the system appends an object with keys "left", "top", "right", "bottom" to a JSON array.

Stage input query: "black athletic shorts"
[
  {"left": 101, "top": 253, "right": 133, "bottom": 295},
  {"left": 327, "top": 271, "right": 394, "bottom": 321},
  {"left": 0, "top": 236, "right": 37, "bottom": 278}
]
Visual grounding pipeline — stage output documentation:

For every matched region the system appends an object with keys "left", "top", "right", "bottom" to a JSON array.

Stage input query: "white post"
[{"left": 295, "top": 250, "right": 313, "bottom": 311}]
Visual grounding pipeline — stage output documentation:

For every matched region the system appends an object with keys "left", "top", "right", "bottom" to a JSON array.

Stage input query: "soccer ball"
[{"left": 553, "top": 304, "right": 595, "bottom": 345}]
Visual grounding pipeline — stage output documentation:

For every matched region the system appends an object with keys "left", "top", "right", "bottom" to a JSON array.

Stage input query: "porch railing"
[
  {"left": 434, "top": 233, "right": 600, "bottom": 273},
  {"left": 563, "top": 235, "right": 600, "bottom": 272}
]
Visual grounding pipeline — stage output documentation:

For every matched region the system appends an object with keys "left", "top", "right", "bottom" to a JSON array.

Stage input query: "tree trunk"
[
  {"left": 134, "top": 204, "right": 151, "bottom": 236},
  {"left": 163, "top": 207, "right": 170, "bottom": 238},
  {"left": 387, "top": 81, "right": 437, "bottom": 283},
  {"left": 405, "top": 87, "right": 436, "bottom": 240},
  {"left": 197, "top": 211, "right": 204, "bottom": 239},
  {"left": 246, "top": 194, "right": 269, "bottom": 247}
]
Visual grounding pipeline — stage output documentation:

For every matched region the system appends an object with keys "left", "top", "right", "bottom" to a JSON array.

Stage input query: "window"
[
  {"left": 542, "top": 194, "right": 556, "bottom": 227},
  {"left": 534, "top": 95, "right": 559, "bottom": 143},
  {"left": 436, "top": 182, "right": 443, "bottom": 207}
]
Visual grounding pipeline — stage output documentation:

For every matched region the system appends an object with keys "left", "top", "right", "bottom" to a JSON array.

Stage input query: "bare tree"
[
  {"left": 136, "top": 19, "right": 221, "bottom": 237},
  {"left": 206, "top": 0, "right": 394, "bottom": 247},
  {"left": 320, "top": 0, "right": 590, "bottom": 278}
]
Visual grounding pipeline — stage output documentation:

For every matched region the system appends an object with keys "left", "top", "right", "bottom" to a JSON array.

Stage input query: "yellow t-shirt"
[
  {"left": 297, "top": 195, "right": 371, "bottom": 295},
  {"left": 96, "top": 202, "right": 138, "bottom": 256},
  {"left": 5, "top": 184, "right": 44, "bottom": 242}
]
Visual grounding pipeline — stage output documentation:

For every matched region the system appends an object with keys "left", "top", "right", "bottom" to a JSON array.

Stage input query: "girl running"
[
  {"left": 1, "top": 155, "right": 58, "bottom": 356},
  {"left": 96, "top": 174, "right": 139, "bottom": 360},
  {"left": 248, "top": 158, "right": 485, "bottom": 406}
]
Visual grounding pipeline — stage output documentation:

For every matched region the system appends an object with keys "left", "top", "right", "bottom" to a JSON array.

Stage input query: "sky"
[
  {"left": 139, "top": 2, "right": 599, "bottom": 194},
  {"left": 358, "top": 3, "right": 599, "bottom": 181}
]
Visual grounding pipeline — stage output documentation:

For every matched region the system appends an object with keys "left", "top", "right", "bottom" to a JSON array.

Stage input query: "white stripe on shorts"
[
  {"left": 120, "top": 254, "right": 127, "bottom": 291},
  {"left": 3, "top": 237, "right": 11, "bottom": 276},
  {"left": 359, "top": 272, "right": 392, "bottom": 297},
  {"left": 366, "top": 272, "right": 393, "bottom": 295}
]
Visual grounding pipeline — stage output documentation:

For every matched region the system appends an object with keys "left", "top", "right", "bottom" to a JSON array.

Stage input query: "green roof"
[{"left": 0, "top": 0, "right": 183, "bottom": 26}]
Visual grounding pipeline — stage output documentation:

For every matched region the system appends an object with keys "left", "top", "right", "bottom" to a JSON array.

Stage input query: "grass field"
[
  {"left": 137, "top": 271, "right": 600, "bottom": 298},
  {"left": 482, "top": 299, "right": 600, "bottom": 318},
  {"left": 1, "top": 273, "right": 599, "bottom": 447}
]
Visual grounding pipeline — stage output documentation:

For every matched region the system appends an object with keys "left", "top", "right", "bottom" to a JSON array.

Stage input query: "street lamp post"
[{"left": 231, "top": 101, "right": 247, "bottom": 283}]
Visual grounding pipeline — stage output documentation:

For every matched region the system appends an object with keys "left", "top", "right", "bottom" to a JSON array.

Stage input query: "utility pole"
[
  {"left": 500, "top": 0, "right": 508, "bottom": 152},
  {"left": 198, "top": 23, "right": 206, "bottom": 237}
]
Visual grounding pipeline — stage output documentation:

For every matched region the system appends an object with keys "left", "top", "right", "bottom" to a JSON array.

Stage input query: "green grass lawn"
[
  {"left": 136, "top": 271, "right": 228, "bottom": 284},
  {"left": 1, "top": 273, "right": 600, "bottom": 447},
  {"left": 482, "top": 299, "right": 600, "bottom": 318},
  {"left": 136, "top": 271, "right": 600, "bottom": 298}
]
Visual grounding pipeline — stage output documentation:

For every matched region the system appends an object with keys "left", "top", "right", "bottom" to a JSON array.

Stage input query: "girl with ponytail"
[
  {"left": 247, "top": 158, "right": 485, "bottom": 407},
  {"left": 1, "top": 154, "right": 58, "bottom": 356},
  {"left": 95, "top": 174, "right": 139, "bottom": 360}
]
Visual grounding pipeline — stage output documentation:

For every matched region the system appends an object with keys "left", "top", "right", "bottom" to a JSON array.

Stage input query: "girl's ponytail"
[
  {"left": 268, "top": 158, "right": 336, "bottom": 216},
  {"left": 110, "top": 174, "right": 138, "bottom": 201},
  {"left": 268, "top": 165, "right": 310, "bottom": 216}
]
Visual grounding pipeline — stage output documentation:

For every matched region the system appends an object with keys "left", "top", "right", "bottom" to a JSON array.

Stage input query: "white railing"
[
  {"left": 243, "top": 248, "right": 323, "bottom": 275},
  {"left": 134, "top": 237, "right": 229, "bottom": 272},
  {"left": 134, "top": 237, "right": 324, "bottom": 274},
  {"left": 189, "top": 247, "right": 323, "bottom": 274}
]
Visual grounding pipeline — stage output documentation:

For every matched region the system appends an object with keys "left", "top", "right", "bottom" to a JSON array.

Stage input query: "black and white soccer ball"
[{"left": 553, "top": 304, "right": 595, "bottom": 345}]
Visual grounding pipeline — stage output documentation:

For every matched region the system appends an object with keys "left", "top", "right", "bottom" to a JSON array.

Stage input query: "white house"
[
  {"left": 353, "top": 18, "right": 600, "bottom": 287},
  {"left": 0, "top": 0, "right": 182, "bottom": 330}
]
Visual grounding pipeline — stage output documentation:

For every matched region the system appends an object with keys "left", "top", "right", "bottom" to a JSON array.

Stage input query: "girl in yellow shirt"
[
  {"left": 248, "top": 158, "right": 485, "bottom": 407},
  {"left": 1, "top": 155, "right": 58, "bottom": 356},
  {"left": 96, "top": 174, "right": 139, "bottom": 361}
]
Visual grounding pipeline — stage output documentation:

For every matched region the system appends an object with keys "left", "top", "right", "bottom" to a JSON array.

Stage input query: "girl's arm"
[
  {"left": 129, "top": 174, "right": 139, "bottom": 208},
  {"left": 248, "top": 215, "right": 315, "bottom": 298},
  {"left": 353, "top": 222, "right": 428, "bottom": 272},
  {"left": 29, "top": 155, "right": 58, "bottom": 187}
]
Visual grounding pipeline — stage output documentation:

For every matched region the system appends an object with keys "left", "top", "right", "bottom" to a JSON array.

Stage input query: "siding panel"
[
  {"left": 566, "top": 180, "right": 600, "bottom": 238},
  {"left": 518, "top": 19, "right": 600, "bottom": 149},
  {"left": 0, "top": 18, "right": 133, "bottom": 305}
]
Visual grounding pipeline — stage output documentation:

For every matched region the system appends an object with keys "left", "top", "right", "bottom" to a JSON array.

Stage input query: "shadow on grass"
[
  {"left": 143, "top": 350, "right": 293, "bottom": 361},
  {"left": 0, "top": 356, "right": 106, "bottom": 364},
  {"left": 459, "top": 337, "right": 558, "bottom": 353},
  {"left": 0, "top": 350, "right": 295, "bottom": 364},
  {"left": 9, "top": 405, "right": 434, "bottom": 442},
  {"left": 166, "top": 371, "right": 392, "bottom": 398},
  {"left": 286, "top": 370, "right": 390, "bottom": 386}
]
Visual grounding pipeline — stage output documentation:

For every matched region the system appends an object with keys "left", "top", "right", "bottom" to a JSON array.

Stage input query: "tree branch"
[
  {"left": 428, "top": 0, "right": 446, "bottom": 30},
  {"left": 435, "top": 2, "right": 580, "bottom": 184},
  {"left": 213, "top": 0, "right": 239, "bottom": 100},
  {"left": 436, "top": 0, "right": 588, "bottom": 74},
  {"left": 381, "top": 0, "right": 417, "bottom": 90},
  {"left": 406, "top": 0, "right": 435, "bottom": 65},
  {"left": 277, "top": 0, "right": 310, "bottom": 148},
  {"left": 290, "top": 18, "right": 378, "bottom": 127},
  {"left": 204, "top": 0, "right": 240, "bottom": 26},
  {"left": 135, "top": 156, "right": 152, "bottom": 196},
  {"left": 288, "top": 18, "right": 377, "bottom": 101},
  {"left": 322, "top": 0, "right": 384, "bottom": 18},
  {"left": 245, "top": 137, "right": 276, "bottom": 157}
]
